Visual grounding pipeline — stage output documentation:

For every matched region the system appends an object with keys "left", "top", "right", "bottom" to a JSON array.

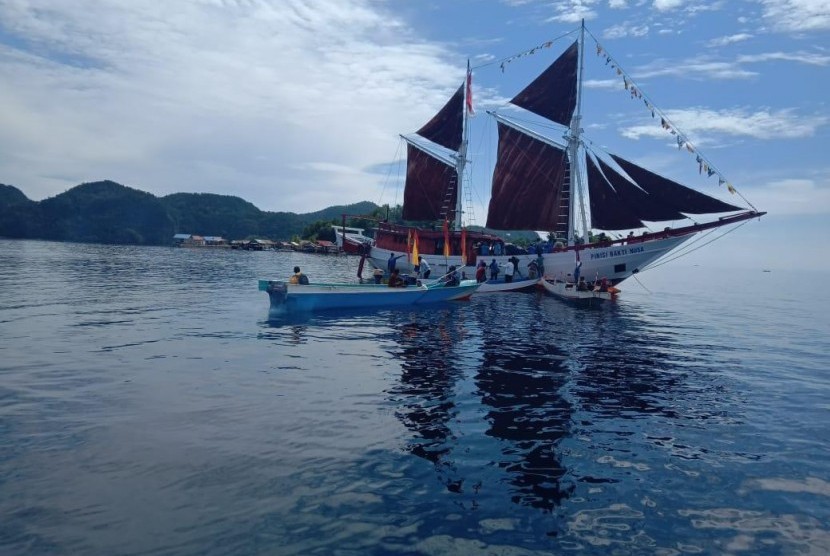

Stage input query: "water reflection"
[
  {"left": 386, "top": 297, "right": 575, "bottom": 513},
  {"left": 476, "top": 342, "right": 574, "bottom": 512},
  {"left": 385, "top": 307, "right": 469, "bottom": 493}
]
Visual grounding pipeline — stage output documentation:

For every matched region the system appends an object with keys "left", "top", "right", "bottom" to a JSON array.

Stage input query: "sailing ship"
[{"left": 363, "top": 23, "right": 764, "bottom": 289}]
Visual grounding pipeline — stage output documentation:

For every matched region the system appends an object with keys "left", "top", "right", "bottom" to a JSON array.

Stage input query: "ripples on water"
[{"left": 1, "top": 240, "right": 828, "bottom": 555}]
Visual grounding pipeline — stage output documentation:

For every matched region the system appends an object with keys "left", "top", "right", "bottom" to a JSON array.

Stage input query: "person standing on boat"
[
  {"left": 289, "top": 266, "right": 309, "bottom": 285},
  {"left": 387, "top": 252, "right": 404, "bottom": 274},
  {"left": 573, "top": 260, "right": 582, "bottom": 285},
  {"left": 489, "top": 259, "right": 499, "bottom": 281},
  {"left": 475, "top": 261, "right": 487, "bottom": 283},
  {"left": 418, "top": 256, "right": 431, "bottom": 279},
  {"left": 504, "top": 258, "right": 515, "bottom": 283}
]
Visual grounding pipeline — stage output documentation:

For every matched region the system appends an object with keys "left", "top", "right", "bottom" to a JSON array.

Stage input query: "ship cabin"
[{"left": 373, "top": 222, "right": 505, "bottom": 266}]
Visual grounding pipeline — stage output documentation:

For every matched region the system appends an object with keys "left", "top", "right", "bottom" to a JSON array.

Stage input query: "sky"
[{"left": 1, "top": 0, "right": 828, "bottom": 270}]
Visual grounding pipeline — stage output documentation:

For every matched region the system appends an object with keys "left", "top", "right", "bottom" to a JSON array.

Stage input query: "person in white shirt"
[
  {"left": 504, "top": 259, "right": 515, "bottom": 283},
  {"left": 418, "top": 256, "right": 431, "bottom": 278}
]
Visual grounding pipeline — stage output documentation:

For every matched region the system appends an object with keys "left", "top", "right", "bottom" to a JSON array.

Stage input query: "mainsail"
[
  {"left": 401, "top": 85, "right": 465, "bottom": 222},
  {"left": 487, "top": 123, "right": 570, "bottom": 231}
]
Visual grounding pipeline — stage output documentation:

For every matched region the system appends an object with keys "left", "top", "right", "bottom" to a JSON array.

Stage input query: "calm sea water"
[{"left": 1, "top": 239, "right": 828, "bottom": 555}]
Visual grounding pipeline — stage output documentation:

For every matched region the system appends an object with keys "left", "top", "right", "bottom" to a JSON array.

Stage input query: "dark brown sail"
[
  {"left": 416, "top": 85, "right": 464, "bottom": 152},
  {"left": 402, "top": 145, "right": 458, "bottom": 222},
  {"left": 611, "top": 154, "right": 742, "bottom": 215},
  {"left": 486, "top": 123, "right": 569, "bottom": 230},
  {"left": 510, "top": 41, "right": 578, "bottom": 127},
  {"left": 586, "top": 155, "right": 644, "bottom": 230},
  {"left": 594, "top": 156, "right": 686, "bottom": 224}
]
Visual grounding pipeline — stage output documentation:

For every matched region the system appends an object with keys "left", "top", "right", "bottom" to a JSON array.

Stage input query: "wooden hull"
[
  {"left": 366, "top": 234, "right": 688, "bottom": 287},
  {"left": 418, "top": 276, "right": 538, "bottom": 293},
  {"left": 258, "top": 280, "right": 480, "bottom": 312},
  {"left": 477, "top": 277, "right": 539, "bottom": 293},
  {"left": 540, "top": 278, "right": 616, "bottom": 304}
]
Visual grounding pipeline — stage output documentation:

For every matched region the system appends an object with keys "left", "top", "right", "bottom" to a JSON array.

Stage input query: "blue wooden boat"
[{"left": 258, "top": 279, "right": 481, "bottom": 312}]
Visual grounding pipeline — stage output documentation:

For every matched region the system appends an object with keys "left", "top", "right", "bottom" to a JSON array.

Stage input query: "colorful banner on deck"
[{"left": 411, "top": 230, "right": 419, "bottom": 265}]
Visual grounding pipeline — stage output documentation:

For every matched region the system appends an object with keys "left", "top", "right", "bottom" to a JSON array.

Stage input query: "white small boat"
[
  {"left": 331, "top": 225, "right": 374, "bottom": 255},
  {"left": 478, "top": 277, "right": 539, "bottom": 293},
  {"left": 540, "top": 278, "right": 618, "bottom": 304},
  {"left": 419, "top": 275, "right": 537, "bottom": 293},
  {"left": 258, "top": 279, "right": 480, "bottom": 312}
]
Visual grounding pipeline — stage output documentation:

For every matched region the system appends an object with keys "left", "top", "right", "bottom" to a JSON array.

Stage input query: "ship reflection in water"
[{"left": 387, "top": 298, "right": 575, "bottom": 514}]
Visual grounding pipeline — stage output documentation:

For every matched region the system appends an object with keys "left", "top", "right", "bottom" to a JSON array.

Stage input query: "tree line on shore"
[
  {"left": 0, "top": 180, "right": 381, "bottom": 246},
  {"left": 0, "top": 180, "right": 543, "bottom": 247}
]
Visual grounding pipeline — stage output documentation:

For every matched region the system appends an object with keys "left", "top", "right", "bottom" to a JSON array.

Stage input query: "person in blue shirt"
[
  {"left": 387, "top": 252, "right": 404, "bottom": 274},
  {"left": 489, "top": 259, "right": 499, "bottom": 281}
]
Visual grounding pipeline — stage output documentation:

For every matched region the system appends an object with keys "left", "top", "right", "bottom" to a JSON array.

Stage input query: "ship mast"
[
  {"left": 452, "top": 60, "right": 471, "bottom": 231},
  {"left": 567, "top": 21, "right": 589, "bottom": 246}
]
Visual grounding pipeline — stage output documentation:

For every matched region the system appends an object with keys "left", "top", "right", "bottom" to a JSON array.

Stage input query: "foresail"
[
  {"left": 402, "top": 145, "right": 458, "bottom": 222},
  {"left": 595, "top": 157, "right": 685, "bottom": 222},
  {"left": 586, "top": 155, "right": 644, "bottom": 230},
  {"left": 416, "top": 85, "right": 464, "bottom": 152},
  {"left": 588, "top": 152, "right": 695, "bottom": 230},
  {"left": 486, "top": 123, "right": 569, "bottom": 230},
  {"left": 611, "top": 154, "right": 742, "bottom": 215},
  {"left": 510, "top": 40, "right": 578, "bottom": 127}
]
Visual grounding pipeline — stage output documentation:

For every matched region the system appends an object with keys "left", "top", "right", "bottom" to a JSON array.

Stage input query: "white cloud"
[
  {"left": 707, "top": 33, "right": 754, "bottom": 47},
  {"left": 609, "top": 0, "right": 629, "bottom": 7},
  {"left": 758, "top": 0, "right": 830, "bottom": 32},
  {"left": 584, "top": 79, "right": 622, "bottom": 89},
  {"left": 545, "top": 0, "right": 600, "bottom": 23},
  {"left": 619, "top": 107, "right": 828, "bottom": 141},
  {"left": 631, "top": 48, "right": 828, "bottom": 82},
  {"left": 749, "top": 177, "right": 830, "bottom": 216},
  {"left": 654, "top": 0, "right": 686, "bottom": 10},
  {"left": 738, "top": 51, "right": 830, "bottom": 65},
  {"left": 603, "top": 23, "right": 650, "bottom": 38},
  {"left": 0, "top": 0, "right": 463, "bottom": 212},
  {"left": 636, "top": 57, "right": 759, "bottom": 79}
]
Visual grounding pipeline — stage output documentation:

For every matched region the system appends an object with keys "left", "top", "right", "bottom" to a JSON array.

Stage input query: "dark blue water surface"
[{"left": 1, "top": 240, "right": 828, "bottom": 555}]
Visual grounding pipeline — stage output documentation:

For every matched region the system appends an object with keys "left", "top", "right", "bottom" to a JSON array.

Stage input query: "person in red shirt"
[{"left": 475, "top": 261, "right": 487, "bottom": 283}]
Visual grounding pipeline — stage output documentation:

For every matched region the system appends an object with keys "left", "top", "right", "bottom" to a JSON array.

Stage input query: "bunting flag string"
[
  {"left": 498, "top": 39, "right": 555, "bottom": 72},
  {"left": 594, "top": 36, "right": 743, "bottom": 198}
]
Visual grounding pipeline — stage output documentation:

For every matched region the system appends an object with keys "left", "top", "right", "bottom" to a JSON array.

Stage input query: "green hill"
[{"left": 0, "top": 180, "right": 381, "bottom": 246}]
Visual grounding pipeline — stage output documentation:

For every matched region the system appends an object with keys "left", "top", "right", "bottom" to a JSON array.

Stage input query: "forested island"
[
  {"left": 0, "top": 180, "right": 542, "bottom": 247},
  {"left": 0, "top": 180, "right": 382, "bottom": 246}
]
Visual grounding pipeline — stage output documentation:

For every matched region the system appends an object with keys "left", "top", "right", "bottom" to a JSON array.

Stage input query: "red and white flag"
[{"left": 466, "top": 67, "right": 475, "bottom": 116}]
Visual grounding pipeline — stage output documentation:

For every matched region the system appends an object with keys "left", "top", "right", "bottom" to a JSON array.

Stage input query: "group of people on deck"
[
  {"left": 289, "top": 254, "right": 609, "bottom": 292},
  {"left": 472, "top": 256, "right": 536, "bottom": 283}
]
